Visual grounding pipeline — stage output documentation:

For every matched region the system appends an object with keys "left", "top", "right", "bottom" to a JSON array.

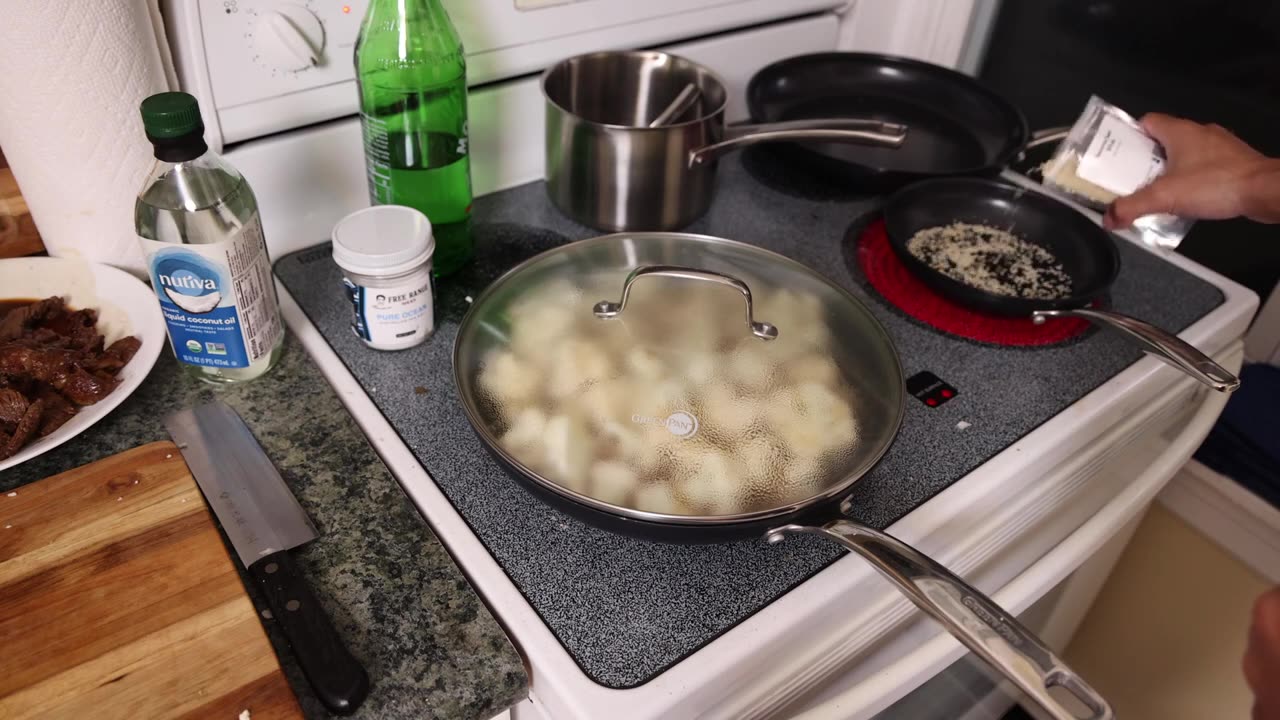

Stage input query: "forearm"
[{"left": 1241, "top": 158, "right": 1280, "bottom": 224}]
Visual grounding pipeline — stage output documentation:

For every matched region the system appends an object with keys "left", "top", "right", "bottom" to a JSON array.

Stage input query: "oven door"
[
  {"left": 786, "top": 512, "right": 1139, "bottom": 720},
  {"left": 777, "top": 361, "right": 1239, "bottom": 720},
  {"left": 870, "top": 570, "right": 1102, "bottom": 720}
]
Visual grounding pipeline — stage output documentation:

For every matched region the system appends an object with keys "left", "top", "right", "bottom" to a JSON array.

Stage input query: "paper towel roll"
[{"left": 0, "top": 0, "right": 176, "bottom": 278}]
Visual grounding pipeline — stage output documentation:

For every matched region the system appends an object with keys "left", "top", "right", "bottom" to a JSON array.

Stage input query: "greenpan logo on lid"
[{"left": 631, "top": 411, "right": 699, "bottom": 439}]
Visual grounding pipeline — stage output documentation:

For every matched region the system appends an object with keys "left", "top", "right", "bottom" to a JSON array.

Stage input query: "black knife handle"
[{"left": 249, "top": 550, "right": 370, "bottom": 715}]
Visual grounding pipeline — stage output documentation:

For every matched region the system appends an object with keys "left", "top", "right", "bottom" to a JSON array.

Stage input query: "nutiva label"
[{"left": 139, "top": 213, "right": 282, "bottom": 369}]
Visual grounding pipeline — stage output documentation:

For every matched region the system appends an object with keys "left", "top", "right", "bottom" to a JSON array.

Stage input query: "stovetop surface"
[{"left": 276, "top": 152, "right": 1224, "bottom": 688}]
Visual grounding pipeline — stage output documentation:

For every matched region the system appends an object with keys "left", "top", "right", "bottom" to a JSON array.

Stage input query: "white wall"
[
  {"left": 1246, "top": 284, "right": 1280, "bottom": 364},
  {"left": 837, "top": 0, "right": 993, "bottom": 71}
]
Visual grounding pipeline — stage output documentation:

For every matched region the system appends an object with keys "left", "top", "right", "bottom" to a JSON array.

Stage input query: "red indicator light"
[
  {"left": 926, "top": 398, "right": 938, "bottom": 406},
  {"left": 941, "top": 389, "right": 953, "bottom": 398}
]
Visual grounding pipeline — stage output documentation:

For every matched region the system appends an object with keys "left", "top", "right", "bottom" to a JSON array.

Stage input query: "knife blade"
[
  {"left": 166, "top": 401, "right": 370, "bottom": 716},
  {"left": 165, "top": 401, "right": 317, "bottom": 566}
]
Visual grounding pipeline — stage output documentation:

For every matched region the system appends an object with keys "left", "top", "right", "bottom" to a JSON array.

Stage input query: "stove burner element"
[{"left": 853, "top": 218, "right": 1091, "bottom": 346}]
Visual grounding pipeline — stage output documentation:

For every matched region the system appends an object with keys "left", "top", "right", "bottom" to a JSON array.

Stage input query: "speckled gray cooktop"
[{"left": 276, "top": 153, "right": 1224, "bottom": 689}]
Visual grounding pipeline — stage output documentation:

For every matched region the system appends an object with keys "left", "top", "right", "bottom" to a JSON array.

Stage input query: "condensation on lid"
[
  {"left": 332, "top": 205, "right": 435, "bottom": 276},
  {"left": 454, "top": 233, "right": 908, "bottom": 520}
]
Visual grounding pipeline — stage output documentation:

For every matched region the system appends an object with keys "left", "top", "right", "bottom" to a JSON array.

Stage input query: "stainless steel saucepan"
[
  {"left": 542, "top": 51, "right": 907, "bottom": 232},
  {"left": 453, "top": 232, "right": 1114, "bottom": 720}
]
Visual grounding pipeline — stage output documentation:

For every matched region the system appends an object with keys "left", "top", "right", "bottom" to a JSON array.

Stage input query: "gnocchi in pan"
[{"left": 477, "top": 276, "right": 861, "bottom": 517}]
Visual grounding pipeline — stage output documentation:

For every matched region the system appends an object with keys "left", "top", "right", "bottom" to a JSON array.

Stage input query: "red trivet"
[{"left": 856, "top": 219, "right": 1091, "bottom": 347}]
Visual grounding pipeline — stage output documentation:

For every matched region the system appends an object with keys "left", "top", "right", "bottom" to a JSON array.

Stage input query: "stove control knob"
[{"left": 250, "top": 5, "right": 325, "bottom": 73}]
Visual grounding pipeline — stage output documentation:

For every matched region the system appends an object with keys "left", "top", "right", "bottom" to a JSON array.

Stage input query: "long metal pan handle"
[
  {"left": 1017, "top": 126, "right": 1071, "bottom": 171},
  {"left": 766, "top": 519, "right": 1114, "bottom": 720},
  {"left": 1024, "top": 126, "right": 1071, "bottom": 152},
  {"left": 593, "top": 265, "right": 778, "bottom": 340},
  {"left": 688, "top": 119, "right": 908, "bottom": 168},
  {"left": 1033, "top": 308, "right": 1240, "bottom": 392}
]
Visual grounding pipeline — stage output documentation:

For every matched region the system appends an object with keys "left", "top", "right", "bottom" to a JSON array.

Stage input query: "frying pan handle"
[
  {"left": 766, "top": 519, "right": 1114, "bottom": 720},
  {"left": 1033, "top": 309, "right": 1240, "bottom": 392},
  {"left": 1015, "top": 127, "right": 1071, "bottom": 174},
  {"left": 688, "top": 119, "right": 908, "bottom": 167},
  {"left": 1024, "top": 126, "right": 1071, "bottom": 151},
  {"left": 593, "top": 265, "right": 779, "bottom": 340}
]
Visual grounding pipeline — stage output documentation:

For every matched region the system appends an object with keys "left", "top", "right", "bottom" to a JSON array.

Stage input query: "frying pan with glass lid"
[{"left": 453, "top": 232, "right": 1112, "bottom": 720}]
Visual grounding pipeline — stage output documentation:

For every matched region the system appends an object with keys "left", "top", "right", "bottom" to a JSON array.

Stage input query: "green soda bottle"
[{"left": 355, "top": 0, "right": 473, "bottom": 277}]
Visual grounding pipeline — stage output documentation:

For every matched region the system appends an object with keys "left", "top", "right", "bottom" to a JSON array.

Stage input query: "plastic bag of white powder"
[{"left": 1042, "top": 95, "right": 1193, "bottom": 250}]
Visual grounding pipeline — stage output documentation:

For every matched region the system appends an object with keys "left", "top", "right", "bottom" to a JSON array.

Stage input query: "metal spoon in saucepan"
[{"left": 648, "top": 83, "right": 702, "bottom": 127}]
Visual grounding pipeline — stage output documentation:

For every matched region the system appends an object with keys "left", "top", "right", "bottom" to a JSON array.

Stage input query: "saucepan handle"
[
  {"left": 593, "top": 264, "right": 778, "bottom": 340},
  {"left": 688, "top": 119, "right": 908, "bottom": 168},
  {"left": 1033, "top": 308, "right": 1239, "bottom": 392},
  {"left": 766, "top": 519, "right": 1114, "bottom": 720}
]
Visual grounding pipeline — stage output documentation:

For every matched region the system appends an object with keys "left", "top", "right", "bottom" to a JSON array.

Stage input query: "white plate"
[{"left": 0, "top": 257, "right": 165, "bottom": 472}]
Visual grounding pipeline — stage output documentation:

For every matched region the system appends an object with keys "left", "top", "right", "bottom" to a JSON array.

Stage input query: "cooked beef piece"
[
  {"left": 0, "top": 297, "right": 139, "bottom": 459},
  {"left": 41, "top": 309, "right": 102, "bottom": 351},
  {"left": 86, "top": 356, "right": 124, "bottom": 374},
  {"left": 86, "top": 353, "right": 125, "bottom": 374},
  {"left": 88, "top": 336, "right": 143, "bottom": 373},
  {"left": 83, "top": 334, "right": 105, "bottom": 356},
  {"left": 0, "top": 343, "right": 114, "bottom": 405},
  {"left": 1, "top": 398, "right": 45, "bottom": 460},
  {"left": 35, "top": 387, "right": 77, "bottom": 437},
  {"left": 0, "top": 387, "right": 28, "bottom": 425},
  {"left": 60, "top": 366, "right": 118, "bottom": 405},
  {"left": 106, "top": 336, "right": 141, "bottom": 365},
  {"left": 0, "top": 343, "right": 79, "bottom": 385},
  {"left": 1, "top": 297, "right": 66, "bottom": 342},
  {"left": 29, "top": 327, "right": 67, "bottom": 347}
]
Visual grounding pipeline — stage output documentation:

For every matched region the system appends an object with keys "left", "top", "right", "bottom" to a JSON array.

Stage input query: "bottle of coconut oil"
[{"left": 134, "top": 92, "right": 284, "bottom": 384}]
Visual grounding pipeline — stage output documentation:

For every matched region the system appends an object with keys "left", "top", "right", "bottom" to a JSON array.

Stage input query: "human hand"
[
  {"left": 1103, "top": 113, "right": 1280, "bottom": 228},
  {"left": 1245, "top": 586, "right": 1280, "bottom": 720}
]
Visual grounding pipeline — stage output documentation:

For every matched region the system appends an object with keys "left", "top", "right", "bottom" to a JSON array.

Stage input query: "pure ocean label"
[
  {"left": 139, "top": 213, "right": 283, "bottom": 369},
  {"left": 343, "top": 274, "right": 434, "bottom": 347}
]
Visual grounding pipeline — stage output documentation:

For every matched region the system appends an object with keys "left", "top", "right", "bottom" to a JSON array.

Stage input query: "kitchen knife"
[{"left": 166, "top": 401, "right": 370, "bottom": 716}]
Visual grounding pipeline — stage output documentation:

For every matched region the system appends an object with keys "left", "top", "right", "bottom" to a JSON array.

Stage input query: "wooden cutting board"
[
  {"left": 0, "top": 162, "right": 45, "bottom": 259},
  {"left": 0, "top": 441, "right": 303, "bottom": 720}
]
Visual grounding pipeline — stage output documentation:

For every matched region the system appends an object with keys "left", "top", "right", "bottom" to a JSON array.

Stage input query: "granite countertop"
[{"left": 2, "top": 332, "right": 529, "bottom": 720}]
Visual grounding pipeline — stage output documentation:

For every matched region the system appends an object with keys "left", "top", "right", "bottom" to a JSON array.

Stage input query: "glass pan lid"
[{"left": 454, "top": 233, "right": 905, "bottom": 524}]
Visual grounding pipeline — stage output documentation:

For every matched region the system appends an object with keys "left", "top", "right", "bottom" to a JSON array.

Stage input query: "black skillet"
[
  {"left": 747, "top": 53, "right": 1028, "bottom": 190},
  {"left": 746, "top": 53, "right": 1067, "bottom": 191},
  {"left": 883, "top": 178, "right": 1240, "bottom": 392}
]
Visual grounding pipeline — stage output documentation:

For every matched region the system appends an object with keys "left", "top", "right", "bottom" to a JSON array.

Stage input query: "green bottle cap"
[{"left": 140, "top": 92, "right": 204, "bottom": 139}]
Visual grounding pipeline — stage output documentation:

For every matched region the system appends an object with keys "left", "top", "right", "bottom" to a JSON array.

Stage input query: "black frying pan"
[
  {"left": 884, "top": 178, "right": 1120, "bottom": 316},
  {"left": 883, "top": 178, "right": 1240, "bottom": 392},
  {"left": 747, "top": 53, "right": 1034, "bottom": 191}
]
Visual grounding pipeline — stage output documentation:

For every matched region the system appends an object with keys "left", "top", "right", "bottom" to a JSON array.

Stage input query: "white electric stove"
[
  {"left": 161, "top": 2, "right": 1259, "bottom": 718},
  {"left": 267, "top": 161, "right": 1254, "bottom": 720}
]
